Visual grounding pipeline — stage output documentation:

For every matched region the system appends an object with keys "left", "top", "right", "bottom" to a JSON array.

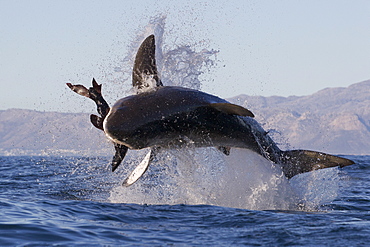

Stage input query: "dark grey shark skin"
[
  {"left": 66, "top": 34, "right": 354, "bottom": 186},
  {"left": 103, "top": 85, "right": 354, "bottom": 179},
  {"left": 103, "top": 86, "right": 256, "bottom": 151}
]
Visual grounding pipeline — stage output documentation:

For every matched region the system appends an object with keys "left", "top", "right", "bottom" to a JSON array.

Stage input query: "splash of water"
[
  {"left": 105, "top": 16, "right": 341, "bottom": 210},
  {"left": 108, "top": 148, "right": 341, "bottom": 210},
  {"left": 290, "top": 167, "right": 341, "bottom": 210},
  {"left": 113, "top": 15, "right": 218, "bottom": 92},
  {"left": 109, "top": 148, "right": 296, "bottom": 210}
]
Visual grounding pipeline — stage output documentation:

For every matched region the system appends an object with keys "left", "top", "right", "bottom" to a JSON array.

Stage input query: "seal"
[{"left": 67, "top": 35, "right": 354, "bottom": 186}]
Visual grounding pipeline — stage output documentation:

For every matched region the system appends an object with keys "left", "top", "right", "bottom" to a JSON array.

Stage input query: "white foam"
[
  {"left": 108, "top": 148, "right": 302, "bottom": 210},
  {"left": 289, "top": 167, "right": 341, "bottom": 210}
]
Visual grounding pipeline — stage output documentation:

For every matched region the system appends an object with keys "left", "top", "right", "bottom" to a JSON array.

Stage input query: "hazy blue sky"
[{"left": 1, "top": 0, "right": 369, "bottom": 112}]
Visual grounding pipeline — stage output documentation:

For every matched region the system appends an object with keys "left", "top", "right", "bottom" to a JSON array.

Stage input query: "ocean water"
[
  {"left": 0, "top": 151, "right": 369, "bottom": 246},
  {"left": 3, "top": 16, "right": 368, "bottom": 246}
]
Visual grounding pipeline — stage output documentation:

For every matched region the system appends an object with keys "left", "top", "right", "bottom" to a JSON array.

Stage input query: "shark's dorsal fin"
[
  {"left": 132, "top": 35, "right": 163, "bottom": 93},
  {"left": 209, "top": 103, "right": 254, "bottom": 118},
  {"left": 122, "top": 149, "right": 155, "bottom": 187}
]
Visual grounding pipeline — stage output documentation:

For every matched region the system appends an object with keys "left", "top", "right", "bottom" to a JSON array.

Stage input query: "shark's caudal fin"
[
  {"left": 132, "top": 34, "right": 163, "bottom": 93},
  {"left": 280, "top": 150, "right": 354, "bottom": 179}
]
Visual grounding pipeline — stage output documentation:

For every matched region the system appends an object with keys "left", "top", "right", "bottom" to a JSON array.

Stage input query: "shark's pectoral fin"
[
  {"left": 209, "top": 103, "right": 254, "bottom": 117},
  {"left": 122, "top": 149, "right": 155, "bottom": 187},
  {"left": 281, "top": 150, "right": 354, "bottom": 179},
  {"left": 90, "top": 114, "right": 104, "bottom": 130},
  {"left": 218, "top": 146, "right": 231, "bottom": 155},
  {"left": 111, "top": 143, "right": 129, "bottom": 172}
]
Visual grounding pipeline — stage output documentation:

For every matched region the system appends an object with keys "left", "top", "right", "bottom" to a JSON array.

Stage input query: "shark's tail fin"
[{"left": 280, "top": 150, "right": 354, "bottom": 179}]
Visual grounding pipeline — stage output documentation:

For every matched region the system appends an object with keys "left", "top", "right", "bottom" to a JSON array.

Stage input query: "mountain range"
[
  {"left": 229, "top": 79, "right": 370, "bottom": 154},
  {"left": 1, "top": 80, "right": 369, "bottom": 156}
]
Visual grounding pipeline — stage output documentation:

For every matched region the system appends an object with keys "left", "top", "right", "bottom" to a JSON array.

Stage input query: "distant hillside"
[
  {"left": 1, "top": 80, "right": 369, "bottom": 156},
  {"left": 229, "top": 79, "right": 370, "bottom": 154},
  {"left": 0, "top": 109, "right": 111, "bottom": 156}
]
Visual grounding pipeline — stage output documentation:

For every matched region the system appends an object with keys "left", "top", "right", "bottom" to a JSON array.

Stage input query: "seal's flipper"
[
  {"left": 209, "top": 103, "right": 254, "bottom": 117},
  {"left": 66, "top": 83, "right": 90, "bottom": 97},
  {"left": 91, "top": 78, "right": 102, "bottom": 94},
  {"left": 66, "top": 79, "right": 110, "bottom": 119},
  {"left": 281, "top": 150, "right": 354, "bottom": 179},
  {"left": 122, "top": 149, "right": 155, "bottom": 187},
  {"left": 132, "top": 35, "right": 162, "bottom": 92},
  {"left": 218, "top": 146, "right": 231, "bottom": 155},
  {"left": 111, "top": 143, "right": 129, "bottom": 172},
  {"left": 90, "top": 114, "right": 104, "bottom": 130},
  {"left": 88, "top": 78, "right": 110, "bottom": 118}
]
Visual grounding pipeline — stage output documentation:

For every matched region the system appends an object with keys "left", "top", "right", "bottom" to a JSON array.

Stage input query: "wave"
[{"left": 108, "top": 147, "right": 341, "bottom": 211}]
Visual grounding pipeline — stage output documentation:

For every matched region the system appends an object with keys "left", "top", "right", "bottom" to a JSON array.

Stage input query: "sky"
[{"left": 1, "top": 0, "right": 370, "bottom": 113}]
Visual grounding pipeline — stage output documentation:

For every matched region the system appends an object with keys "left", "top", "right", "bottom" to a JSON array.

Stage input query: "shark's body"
[
  {"left": 67, "top": 35, "right": 354, "bottom": 186},
  {"left": 104, "top": 86, "right": 256, "bottom": 151}
]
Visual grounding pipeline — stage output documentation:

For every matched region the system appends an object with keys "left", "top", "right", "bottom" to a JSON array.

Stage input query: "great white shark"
[{"left": 67, "top": 35, "right": 354, "bottom": 186}]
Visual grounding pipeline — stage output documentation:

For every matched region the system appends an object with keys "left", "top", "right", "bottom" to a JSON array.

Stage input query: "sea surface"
[
  {"left": 2, "top": 17, "right": 370, "bottom": 246},
  {"left": 0, "top": 152, "right": 369, "bottom": 246}
]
